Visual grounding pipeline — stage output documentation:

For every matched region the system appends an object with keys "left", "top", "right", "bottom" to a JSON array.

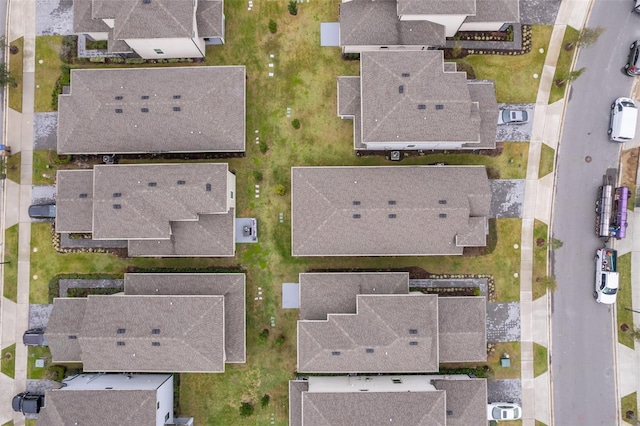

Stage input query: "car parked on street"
[
  {"left": 487, "top": 402, "right": 522, "bottom": 421},
  {"left": 22, "top": 328, "right": 46, "bottom": 346},
  {"left": 28, "top": 203, "right": 56, "bottom": 220},
  {"left": 498, "top": 109, "right": 529, "bottom": 125},
  {"left": 608, "top": 97, "right": 638, "bottom": 142},
  {"left": 624, "top": 40, "right": 640, "bottom": 76},
  {"left": 12, "top": 392, "right": 44, "bottom": 414}
]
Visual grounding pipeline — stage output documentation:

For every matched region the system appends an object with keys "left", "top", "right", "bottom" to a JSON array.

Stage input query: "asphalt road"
[{"left": 551, "top": 3, "right": 640, "bottom": 425}]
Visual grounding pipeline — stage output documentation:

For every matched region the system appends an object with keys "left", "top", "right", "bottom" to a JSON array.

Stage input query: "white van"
[{"left": 609, "top": 97, "right": 638, "bottom": 142}]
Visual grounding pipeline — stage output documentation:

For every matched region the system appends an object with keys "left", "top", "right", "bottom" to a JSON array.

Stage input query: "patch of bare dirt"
[{"left": 620, "top": 147, "right": 639, "bottom": 188}]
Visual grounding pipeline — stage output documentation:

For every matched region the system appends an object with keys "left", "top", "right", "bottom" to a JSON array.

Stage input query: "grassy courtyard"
[{"left": 24, "top": 1, "right": 562, "bottom": 423}]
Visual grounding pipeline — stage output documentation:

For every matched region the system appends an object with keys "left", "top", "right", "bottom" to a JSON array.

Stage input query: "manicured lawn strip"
[
  {"left": 34, "top": 36, "right": 67, "bottom": 112},
  {"left": 25, "top": 420, "right": 36, "bottom": 426},
  {"left": 1, "top": 344, "right": 16, "bottom": 378},
  {"left": 535, "top": 421, "right": 548, "bottom": 426},
  {"left": 487, "top": 342, "right": 521, "bottom": 379},
  {"left": 533, "top": 220, "right": 548, "bottom": 300},
  {"left": 458, "top": 25, "right": 553, "bottom": 103},
  {"left": 6, "top": 152, "right": 20, "bottom": 183},
  {"left": 26, "top": 346, "right": 51, "bottom": 379},
  {"left": 617, "top": 253, "right": 634, "bottom": 349},
  {"left": 3, "top": 421, "right": 14, "bottom": 426},
  {"left": 8, "top": 37, "right": 23, "bottom": 112},
  {"left": 3, "top": 225, "right": 18, "bottom": 302},
  {"left": 32, "top": 150, "right": 73, "bottom": 186},
  {"left": 549, "top": 26, "right": 580, "bottom": 104},
  {"left": 533, "top": 343, "right": 548, "bottom": 377},
  {"left": 538, "top": 143, "right": 555, "bottom": 178},
  {"left": 621, "top": 392, "right": 637, "bottom": 424}
]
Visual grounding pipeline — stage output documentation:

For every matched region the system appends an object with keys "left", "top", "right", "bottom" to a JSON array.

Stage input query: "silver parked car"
[
  {"left": 498, "top": 109, "right": 529, "bottom": 125},
  {"left": 624, "top": 40, "right": 640, "bottom": 76}
]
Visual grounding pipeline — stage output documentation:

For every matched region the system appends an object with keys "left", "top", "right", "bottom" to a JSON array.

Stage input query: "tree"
[
  {"left": 539, "top": 276, "right": 558, "bottom": 293},
  {"left": 239, "top": 402, "right": 254, "bottom": 417},
  {"left": 450, "top": 43, "right": 463, "bottom": 59},
  {"left": 628, "top": 326, "right": 640, "bottom": 343},
  {"left": 555, "top": 67, "right": 585, "bottom": 88},
  {"left": 288, "top": 0, "right": 298, "bottom": 15},
  {"left": 268, "top": 19, "right": 277, "bottom": 34},
  {"left": 0, "top": 63, "right": 17, "bottom": 88},
  {"left": 576, "top": 26, "right": 604, "bottom": 48}
]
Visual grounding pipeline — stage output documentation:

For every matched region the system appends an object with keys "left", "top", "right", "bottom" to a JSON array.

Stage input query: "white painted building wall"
[
  {"left": 363, "top": 141, "right": 470, "bottom": 150},
  {"left": 86, "top": 32, "right": 109, "bottom": 41},
  {"left": 304, "top": 374, "right": 474, "bottom": 392},
  {"left": 125, "top": 37, "right": 206, "bottom": 59},
  {"left": 343, "top": 44, "right": 428, "bottom": 54},
  {"left": 459, "top": 21, "right": 507, "bottom": 32},
  {"left": 156, "top": 375, "right": 175, "bottom": 426},
  {"left": 227, "top": 171, "right": 237, "bottom": 210}
]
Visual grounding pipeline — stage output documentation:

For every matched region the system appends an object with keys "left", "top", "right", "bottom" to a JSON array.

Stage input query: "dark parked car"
[
  {"left": 28, "top": 203, "right": 56, "bottom": 219},
  {"left": 12, "top": 392, "right": 44, "bottom": 414},
  {"left": 498, "top": 109, "right": 529, "bottom": 125},
  {"left": 624, "top": 40, "right": 640, "bottom": 76},
  {"left": 22, "top": 328, "right": 46, "bottom": 346}
]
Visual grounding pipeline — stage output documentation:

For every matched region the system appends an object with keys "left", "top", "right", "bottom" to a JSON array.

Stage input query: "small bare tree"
[{"left": 577, "top": 27, "right": 605, "bottom": 48}]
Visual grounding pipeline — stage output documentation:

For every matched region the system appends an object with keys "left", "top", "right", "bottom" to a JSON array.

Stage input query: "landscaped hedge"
[{"left": 48, "top": 273, "right": 122, "bottom": 302}]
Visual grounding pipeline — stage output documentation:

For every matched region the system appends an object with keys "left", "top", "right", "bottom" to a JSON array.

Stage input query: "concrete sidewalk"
[{"left": 519, "top": 0, "right": 592, "bottom": 425}]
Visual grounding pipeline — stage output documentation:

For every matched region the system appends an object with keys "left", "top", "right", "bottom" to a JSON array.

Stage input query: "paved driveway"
[
  {"left": 36, "top": 0, "right": 73, "bottom": 35},
  {"left": 489, "top": 180, "right": 525, "bottom": 218},
  {"left": 496, "top": 104, "right": 535, "bottom": 142}
]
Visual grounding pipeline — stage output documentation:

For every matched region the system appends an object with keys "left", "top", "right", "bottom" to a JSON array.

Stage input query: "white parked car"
[{"left": 487, "top": 402, "right": 522, "bottom": 421}]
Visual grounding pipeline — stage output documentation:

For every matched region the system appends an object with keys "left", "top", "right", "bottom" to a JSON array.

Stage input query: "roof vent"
[
  {"left": 353, "top": 200, "right": 361, "bottom": 206},
  {"left": 398, "top": 85, "right": 404, "bottom": 94},
  {"left": 141, "top": 95, "right": 149, "bottom": 100},
  {"left": 173, "top": 106, "right": 181, "bottom": 112},
  {"left": 115, "top": 108, "right": 123, "bottom": 113},
  {"left": 409, "top": 329, "right": 418, "bottom": 335},
  {"left": 177, "top": 180, "right": 186, "bottom": 185},
  {"left": 148, "top": 182, "right": 157, "bottom": 187},
  {"left": 388, "top": 200, "right": 396, "bottom": 205},
  {"left": 115, "top": 96, "right": 123, "bottom": 100},
  {"left": 173, "top": 95, "right": 181, "bottom": 99},
  {"left": 392, "top": 379, "right": 402, "bottom": 384},
  {"left": 152, "top": 341, "right": 161, "bottom": 347},
  {"left": 409, "top": 341, "right": 419, "bottom": 346},
  {"left": 353, "top": 214, "right": 361, "bottom": 219},
  {"left": 331, "top": 351, "right": 341, "bottom": 356},
  {"left": 401, "top": 73, "right": 410, "bottom": 77},
  {"left": 439, "top": 213, "right": 447, "bottom": 218},
  {"left": 152, "top": 328, "right": 161, "bottom": 334},
  {"left": 366, "top": 348, "right": 374, "bottom": 353},
  {"left": 113, "top": 192, "right": 122, "bottom": 198},
  {"left": 142, "top": 0, "right": 151, "bottom": 3},
  {"left": 205, "top": 183, "right": 212, "bottom": 192},
  {"left": 68, "top": 335, "right": 77, "bottom": 340},
  {"left": 113, "top": 204, "right": 121, "bottom": 209},
  {"left": 447, "top": 410, "right": 453, "bottom": 416},
  {"left": 435, "top": 104, "right": 444, "bottom": 110},
  {"left": 79, "top": 193, "right": 88, "bottom": 198},
  {"left": 141, "top": 108, "right": 149, "bottom": 113},
  {"left": 388, "top": 214, "right": 396, "bottom": 219},
  {"left": 117, "top": 341, "right": 125, "bottom": 346},
  {"left": 418, "top": 104, "right": 426, "bottom": 110},
  {"left": 117, "top": 328, "right": 126, "bottom": 334},
  {"left": 438, "top": 199, "right": 447, "bottom": 204}
]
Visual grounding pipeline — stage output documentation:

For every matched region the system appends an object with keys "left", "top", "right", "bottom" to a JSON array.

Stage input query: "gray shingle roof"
[
  {"left": 397, "top": 0, "right": 476, "bottom": 15},
  {"left": 73, "top": 0, "right": 110, "bottom": 33},
  {"left": 299, "top": 272, "right": 409, "bottom": 320},
  {"left": 433, "top": 379, "right": 488, "bottom": 426},
  {"left": 438, "top": 297, "right": 487, "bottom": 362},
  {"left": 297, "top": 294, "right": 439, "bottom": 373},
  {"left": 360, "top": 50, "right": 484, "bottom": 145},
  {"left": 45, "top": 298, "right": 86, "bottom": 363},
  {"left": 337, "top": 76, "right": 363, "bottom": 148},
  {"left": 339, "top": 0, "right": 444, "bottom": 48},
  {"left": 465, "top": 0, "right": 519, "bottom": 22},
  {"left": 57, "top": 67, "right": 246, "bottom": 154},
  {"left": 301, "top": 391, "right": 446, "bottom": 425},
  {"left": 127, "top": 210, "right": 235, "bottom": 257},
  {"left": 464, "top": 80, "right": 498, "bottom": 149},
  {"left": 124, "top": 273, "right": 246, "bottom": 363},
  {"left": 38, "top": 389, "right": 158, "bottom": 426},
  {"left": 289, "top": 380, "right": 308, "bottom": 426},
  {"left": 291, "top": 166, "right": 491, "bottom": 256},
  {"left": 48, "top": 294, "right": 226, "bottom": 372},
  {"left": 92, "top": 163, "right": 228, "bottom": 240},
  {"left": 92, "top": 0, "right": 196, "bottom": 39},
  {"left": 55, "top": 170, "right": 94, "bottom": 234},
  {"left": 197, "top": 0, "right": 224, "bottom": 39}
]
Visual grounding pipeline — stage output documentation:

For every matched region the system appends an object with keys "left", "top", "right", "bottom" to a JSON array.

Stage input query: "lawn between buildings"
[
  {"left": 8, "top": 37, "right": 24, "bottom": 113},
  {"left": 3, "top": 225, "right": 18, "bottom": 302},
  {"left": 617, "top": 253, "right": 634, "bottom": 349},
  {"left": 1, "top": 343, "right": 15, "bottom": 378},
  {"left": 28, "top": 1, "right": 552, "bottom": 423}
]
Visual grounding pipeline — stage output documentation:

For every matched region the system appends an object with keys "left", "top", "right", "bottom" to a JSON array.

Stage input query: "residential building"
[
  {"left": 73, "top": 0, "right": 224, "bottom": 58},
  {"left": 56, "top": 163, "right": 236, "bottom": 257},
  {"left": 289, "top": 375, "right": 488, "bottom": 426},
  {"left": 57, "top": 67, "right": 246, "bottom": 155},
  {"left": 38, "top": 373, "right": 193, "bottom": 426},
  {"left": 338, "top": 50, "right": 498, "bottom": 151},
  {"left": 291, "top": 166, "right": 491, "bottom": 257},
  {"left": 45, "top": 273, "right": 246, "bottom": 372},
  {"left": 296, "top": 272, "right": 486, "bottom": 373},
  {"left": 339, "top": 0, "right": 519, "bottom": 53}
]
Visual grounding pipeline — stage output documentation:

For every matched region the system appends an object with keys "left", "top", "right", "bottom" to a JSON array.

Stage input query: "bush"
[
  {"left": 275, "top": 184, "right": 287, "bottom": 196},
  {"left": 258, "top": 328, "right": 269, "bottom": 344},
  {"left": 253, "top": 170, "right": 263, "bottom": 181},
  {"left": 88, "top": 57, "right": 106, "bottom": 63},
  {"left": 51, "top": 65, "right": 72, "bottom": 110},
  {"left": 125, "top": 58, "right": 146, "bottom": 64},
  {"left": 269, "top": 19, "right": 277, "bottom": 34},
  {"left": 109, "top": 57, "right": 125, "bottom": 64},
  {"left": 274, "top": 334, "right": 286, "bottom": 347},
  {"left": 291, "top": 118, "right": 300, "bottom": 129},
  {"left": 288, "top": 0, "right": 298, "bottom": 15},
  {"left": 239, "top": 402, "right": 254, "bottom": 417},
  {"left": 259, "top": 140, "right": 268, "bottom": 154},
  {"left": 54, "top": 154, "right": 72, "bottom": 164},
  {"left": 261, "top": 394, "right": 270, "bottom": 408}
]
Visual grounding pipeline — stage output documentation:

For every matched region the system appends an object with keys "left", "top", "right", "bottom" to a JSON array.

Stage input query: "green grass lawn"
[
  {"left": 34, "top": 36, "right": 66, "bottom": 112},
  {"left": 538, "top": 143, "right": 555, "bottom": 178},
  {"left": 621, "top": 392, "right": 637, "bottom": 424},
  {"left": 533, "top": 220, "right": 549, "bottom": 300},
  {"left": 549, "top": 26, "right": 580, "bottom": 104},
  {"left": 26, "top": 346, "right": 51, "bottom": 379},
  {"left": 487, "top": 342, "right": 521, "bottom": 379},
  {"left": 458, "top": 26, "right": 553, "bottom": 103},
  {"left": 1, "top": 344, "right": 16, "bottom": 378},
  {"left": 6, "top": 152, "right": 20, "bottom": 183},
  {"left": 2, "top": 421, "right": 14, "bottom": 426},
  {"left": 618, "top": 253, "right": 634, "bottom": 349},
  {"left": 8, "top": 37, "right": 23, "bottom": 112},
  {"left": 533, "top": 343, "right": 548, "bottom": 378},
  {"left": 3, "top": 225, "right": 18, "bottom": 302}
]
